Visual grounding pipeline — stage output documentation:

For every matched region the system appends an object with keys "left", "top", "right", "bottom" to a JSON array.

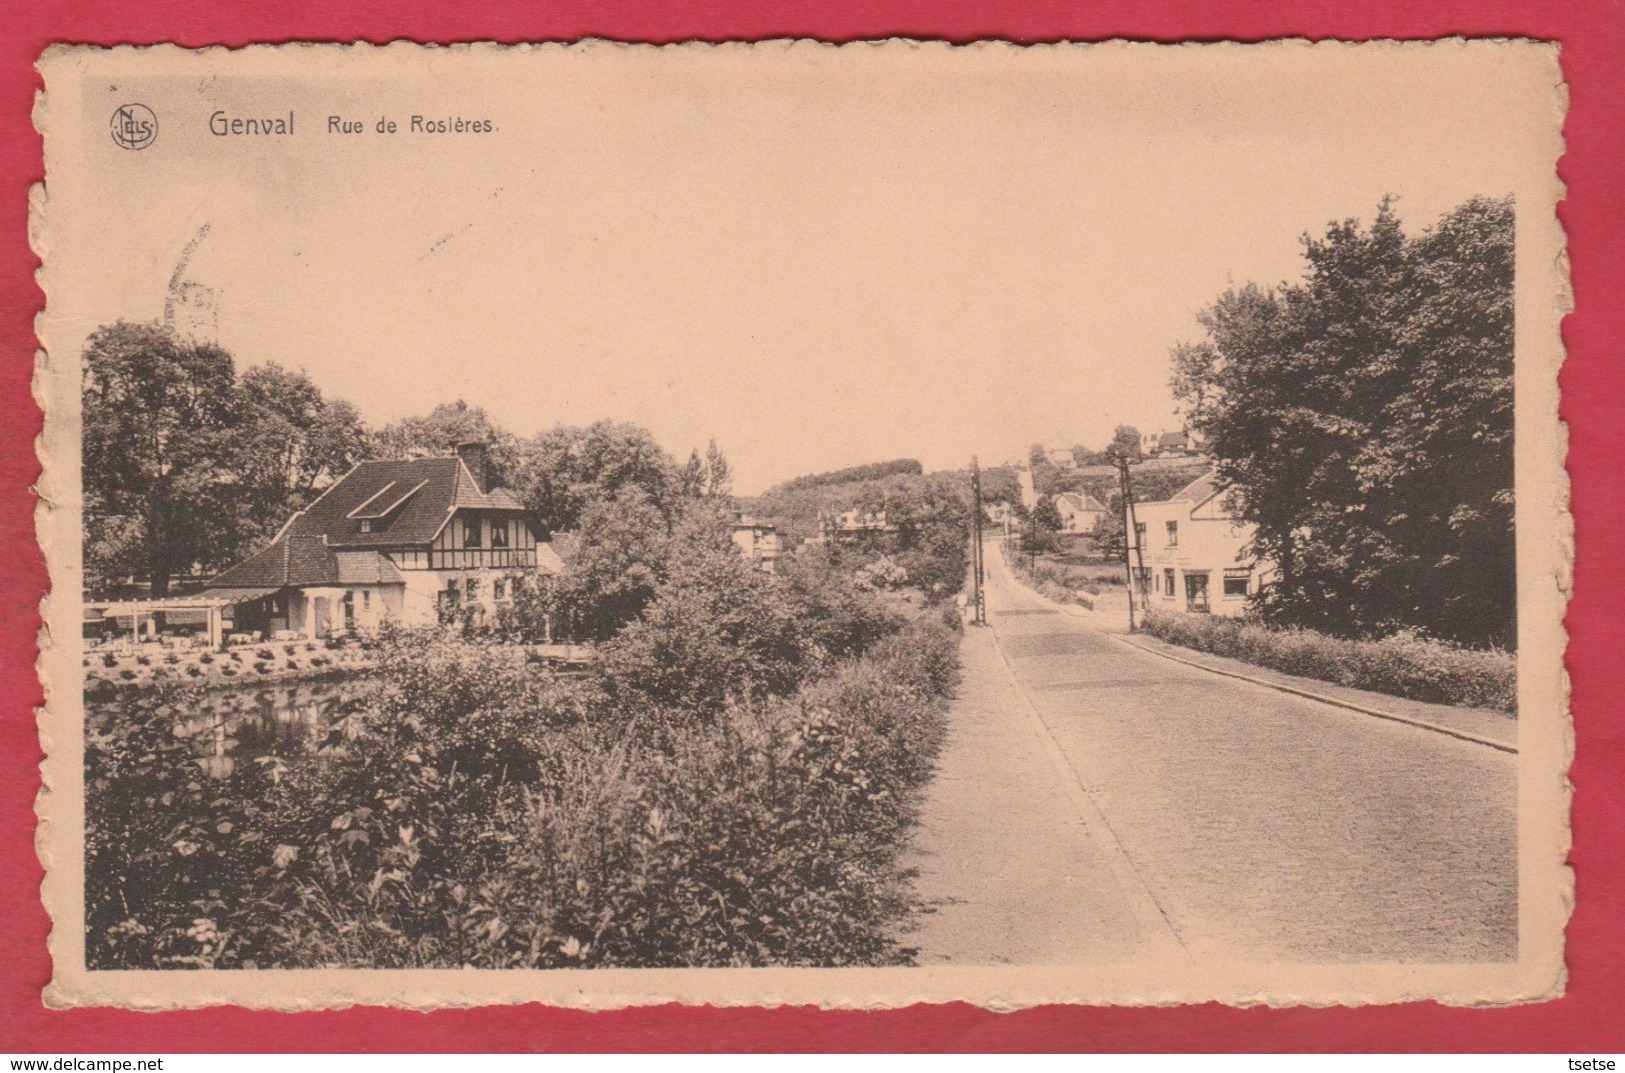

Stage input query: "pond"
[{"left": 88, "top": 673, "right": 378, "bottom": 779}]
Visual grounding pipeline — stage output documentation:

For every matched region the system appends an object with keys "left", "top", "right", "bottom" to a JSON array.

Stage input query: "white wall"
[{"left": 1130, "top": 497, "right": 1262, "bottom": 618}]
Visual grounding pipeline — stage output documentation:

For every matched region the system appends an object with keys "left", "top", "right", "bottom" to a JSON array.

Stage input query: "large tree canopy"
[
  {"left": 516, "top": 420, "right": 683, "bottom": 535},
  {"left": 82, "top": 322, "right": 241, "bottom": 596},
  {"left": 373, "top": 399, "right": 521, "bottom": 487},
  {"left": 230, "top": 364, "right": 369, "bottom": 549},
  {"left": 82, "top": 324, "right": 373, "bottom": 597},
  {"left": 1171, "top": 196, "right": 1515, "bottom": 647}
]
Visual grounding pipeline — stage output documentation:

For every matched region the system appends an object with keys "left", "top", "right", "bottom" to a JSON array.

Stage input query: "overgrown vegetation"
[
  {"left": 86, "top": 490, "right": 966, "bottom": 970},
  {"left": 1171, "top": 196, "right": 1515, "bottom": 648},
  {"left": 1141, "top": 609, "right": 1515, "bottom": 714}
]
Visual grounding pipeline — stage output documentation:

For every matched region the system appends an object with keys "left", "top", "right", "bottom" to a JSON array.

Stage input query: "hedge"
[
  {"left": 1140, "top": 609, "right": 1516, "bottom": 714},
  {"left": 85, "top": 611, "right": 962, "bottom": 970}
]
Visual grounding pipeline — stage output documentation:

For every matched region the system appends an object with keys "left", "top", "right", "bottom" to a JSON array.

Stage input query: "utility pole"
[
  {"left": 970, "top": 456, "right": 987, "bottom": 626},
  {"left": 1116, "top": 451, "right": 1147, "bottom": 632}
]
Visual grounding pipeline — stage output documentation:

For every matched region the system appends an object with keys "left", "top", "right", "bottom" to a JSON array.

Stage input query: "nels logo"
[{"left": 110, "top": 103, "right": 157, "bottom": 150}]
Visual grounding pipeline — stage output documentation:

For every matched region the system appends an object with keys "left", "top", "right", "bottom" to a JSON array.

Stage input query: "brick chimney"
[{"left": 456, "top": 441, "right": 491, "bottom": 493}]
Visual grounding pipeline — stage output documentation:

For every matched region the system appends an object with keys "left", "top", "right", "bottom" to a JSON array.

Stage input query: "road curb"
[
  {"left": 986, "top": 537, "right": 1516, "bottom": 754},
  {"left": 1110, "top": 634, "right": 1518, "bottom": 755}
]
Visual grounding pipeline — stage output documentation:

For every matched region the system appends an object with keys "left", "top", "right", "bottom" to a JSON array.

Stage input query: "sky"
[{"left": 47, "top": 42, "right": 1556, "bottom": 493}]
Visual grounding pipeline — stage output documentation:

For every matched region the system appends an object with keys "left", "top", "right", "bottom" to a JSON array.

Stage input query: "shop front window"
[{"left": 1185, "top": 571, "right": 1211, "bottom": 612}]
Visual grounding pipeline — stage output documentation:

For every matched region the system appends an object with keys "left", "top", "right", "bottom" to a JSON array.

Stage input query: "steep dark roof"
[
  {"left": 285, "top": 457, "right": 530, "bottom": 549},
  {"left": 209, "top": 537, "right": 404, "bottom": 590},
  {"left": 211, "top": 454, "right": 553, "bottom": 590}
]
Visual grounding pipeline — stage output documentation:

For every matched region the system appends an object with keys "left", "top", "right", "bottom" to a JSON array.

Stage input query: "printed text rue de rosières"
[{"left": 208, "top": 112, "right": 495, "bottom": 136}]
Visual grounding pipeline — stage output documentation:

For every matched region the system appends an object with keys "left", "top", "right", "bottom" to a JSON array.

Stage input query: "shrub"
[
  {"left": 597, "top": 547, "right": 817, "bottom": 720},
  {"left": 84, "top": 611, "right": 964, "bottom": 970},
  {"left": 1140, "top": 609, "right": 1516, "bottom": 714}
]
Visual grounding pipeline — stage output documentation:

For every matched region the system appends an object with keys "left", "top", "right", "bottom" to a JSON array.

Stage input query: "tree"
[
  {"left": 1108, "top": 425, "right": 1143, "bottom": 463},
  {"left": 517, "top": 420, "right": 681, "bottom": 535},
  {"left": 1171, "top": 196, "right": 1515, "bottom": 647},
  {"left": 544, "top": 486, "right": 677, "bottom": 640},
  {"left": 1032, "top": 495, "right": 1063, "bottom": 535},
  {"left": 679, "top": 448, "right": 706, "bottom": 498},
  {"left": 598, "top": 538, "right": 811, "bottom": 719},
  {"left": 229, "top": 364, "right": 368, "bottom": 550},
  {"left": 1094, "top": 501, "right": 1127, "bottom": 560},
  {"left": 978, "top": 465, "right": 1021, "bottom": 506},
  {"left": 82, "top": 322, "right": 240, "bottom": 596},
  {"left": 703, "top": 439, "right": 733, "bottom": 498},
  {"left": 1028, "top": 443, "right": 1048, "bottom": 468},
  {"left": 374, "top": 400, "right": 520, "bottom": 487}
]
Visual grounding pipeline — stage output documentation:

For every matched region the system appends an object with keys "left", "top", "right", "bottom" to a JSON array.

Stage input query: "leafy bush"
[
  {"left": 84, "top": 613, "right": 963, "bottom": 970},
  {"left": 1141, "top": 609, "right": 1515, "bottom": 714}
]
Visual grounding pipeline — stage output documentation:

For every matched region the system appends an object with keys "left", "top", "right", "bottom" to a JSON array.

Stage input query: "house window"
[
  {"left": 1223, "top": 570, "right": 1251, "bottom": 599},
  {"left": 1133, "top": 568, "right": 1152, "bottom": 596},
  {"left": 445, "top": 579, "right": 460, "bottom": 603},
  {"left": 463, "top": 517, "right": 483, "bottom": 548},
  {"left": 1185, "top": 571, "right": 1211, "bottom": 612},
  {"left": 362, "top": 590, "right": 371, "bottom": 611},
  {"left": 1163, "top": 569, "right": 1176, "bottom": 597},
  {"left": 1134, "top": 522, "right": 1147, "bottom": 545},
  {"left": 491, "top": 519, "right": 510, "bottom": 548},
  {"left": 465, "top": 576, "right": 480, "bottom": 601},
  {"left": 493, "top": 578, "right": 508, "bottom": 601},
  {"left": 358, "top": 519, "right": 373, "bottom": 534},
  {"left": 1165, "top": 521, "right": 1179, "bottom": 547}
]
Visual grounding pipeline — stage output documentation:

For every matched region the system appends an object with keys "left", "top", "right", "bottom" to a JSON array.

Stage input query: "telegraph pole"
[
  {"left": 1116, "top": 451, "right": 1147, "bottom": 632},
  {"left": 970, "top": 456, "right": 987, "bottom": 626}
]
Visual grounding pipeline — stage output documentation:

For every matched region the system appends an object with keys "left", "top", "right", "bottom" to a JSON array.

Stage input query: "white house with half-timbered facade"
[{"left": 204, "top": 442, "right": 562, "bottom": 638}]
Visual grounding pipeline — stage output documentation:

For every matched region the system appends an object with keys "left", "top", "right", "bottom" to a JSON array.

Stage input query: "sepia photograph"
[{"left": 32, "top": 39, "right": 1569, "bottom": 1010}]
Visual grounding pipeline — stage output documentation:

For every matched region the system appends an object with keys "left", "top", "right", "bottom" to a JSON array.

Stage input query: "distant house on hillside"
[
  {"left": 731, "top": 512, "right": 782, "bottom": 573},
  {"left": 206, "top": 442, "right": 560, "bottom": 638},
  {"left": 1046, "top": 447, "right": 1078, "bottom": 470},
  {"left": 1129, "top": 471, "right": 1271, "bottom": 617},
  {"left": 819, "top": 509, "right": 899, "bottom": 544},
  {"left": 1054, "top": 491, "right": 1109, "bottom": 535},
  {"left": 1146, "top": 428, "right": 1199, "bottom": 458}
]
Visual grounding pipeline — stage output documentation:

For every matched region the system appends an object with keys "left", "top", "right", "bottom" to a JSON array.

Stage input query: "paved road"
[{"left": 904, "top": 538, "right": 1517, "bottom": 965}]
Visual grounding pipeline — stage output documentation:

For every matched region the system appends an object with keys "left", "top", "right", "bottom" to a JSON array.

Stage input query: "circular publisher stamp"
[{"left": 109, "top": 103, "right": 157, "bottom": 150}]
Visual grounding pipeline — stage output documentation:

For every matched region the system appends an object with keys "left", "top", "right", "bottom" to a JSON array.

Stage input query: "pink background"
[{"left": 4, "top": 0, "right": 1621, "bottom": 1052}]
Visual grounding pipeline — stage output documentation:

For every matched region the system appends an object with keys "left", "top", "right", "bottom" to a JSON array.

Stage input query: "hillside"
[{"left": 1035, "top": 458, "right": 1211, "bottom": 506}]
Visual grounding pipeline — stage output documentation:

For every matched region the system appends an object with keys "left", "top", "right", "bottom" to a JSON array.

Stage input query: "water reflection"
[{"left": 89, "top": 674, "right": 377, "bottom": 779}]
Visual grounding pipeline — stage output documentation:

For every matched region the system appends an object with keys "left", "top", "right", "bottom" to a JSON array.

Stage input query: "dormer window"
[
  {"left": 490, "top": 519, "right": 509, "bottom": 548},
  {"left": 348, "top": 478, "right": 428, "bottom": 529},
  {"left": 464, "top": 517, "right": 483, "bottom": 548}
]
